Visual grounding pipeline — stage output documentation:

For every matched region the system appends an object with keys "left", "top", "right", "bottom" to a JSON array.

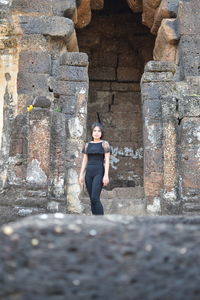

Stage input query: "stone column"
[
  {"left": 0, "top": 3, "right": 19, "bottom": 190},
  {"left": 52, "top": 52, "right": 89, "bottom": 213},
  {"left": 26, "top": 109, "right": 51, "bottom": 186},
  {"left": 161, "top": 96, "right": 180, "bottom": 214},
  {"left": 141, "top": 61, "right": 176, "bottom": 215}
]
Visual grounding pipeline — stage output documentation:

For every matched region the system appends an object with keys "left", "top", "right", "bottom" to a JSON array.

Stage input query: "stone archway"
[{"left": 76, "top": 0, "right": 155, "bottom": 191}]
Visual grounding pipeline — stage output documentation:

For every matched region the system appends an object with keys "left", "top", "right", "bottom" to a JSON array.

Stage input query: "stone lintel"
[
  {"left": 14, "top": 16, "right": 74, "bottom": 38},
  {"left": 144, "top": 61, "right": 176, "bottom": 73},
  {"left": 60, "top": 52, "right": 88, "bottom": 67}
]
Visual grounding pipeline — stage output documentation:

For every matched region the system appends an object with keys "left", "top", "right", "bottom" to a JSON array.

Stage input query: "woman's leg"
[
  {"left": 90, "top": 174, "right": 104, "bottom": 215},
  {"left": 85, "top": 172, "right": 96, "bottom": 214}
]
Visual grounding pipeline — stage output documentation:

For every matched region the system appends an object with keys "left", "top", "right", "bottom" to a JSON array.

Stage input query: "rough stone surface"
[
  {"left": 11, "top": 0, "right": 53, "bottom": 15},
  {"left": 32, "top": 96, "right": 51, "bottom": 108},
  {"left": 91, "top": 0, "right": 104, "bottom": 10},
  {"left": 1, "top": 215, "right": 200, "bottom": 299},
  {"left": 127, "top": 0, "right": 143, "bottom": 12},
  {"left": 154, "top": 18, "right": 180, "bottom": 61},
  {"left": 76, "top": 0, "right": 91, "bottom": 29},
  {"left": 60, "top": 52, "right": 88, "bottom": 66},
  {"left": 14, "top": 16, "right": 74, "bottom": 38}
]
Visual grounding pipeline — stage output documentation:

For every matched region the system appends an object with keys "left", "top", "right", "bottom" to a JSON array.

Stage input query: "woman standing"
[{"left": 79, "top": 122, "right": 111, "bottom": 215}]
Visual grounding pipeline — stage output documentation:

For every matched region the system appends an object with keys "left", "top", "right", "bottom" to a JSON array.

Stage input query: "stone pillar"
[
  {"left": 161, "top": 96, "right": 180, "bottom": 214},
  {"left": 178, "top": 95, "right": 200, "bottom": 214},
  {"left": 141, "top": 61, "right": 176, "bottom": 215},
  {"left": 26, "top": 109, "right": 51, "bottom": 186},
  {"left": 52, "top": 52, "right": 89, "bottom": 213},
  {"left": 0, "top": 3, "right": 19, "bottom": 190}
]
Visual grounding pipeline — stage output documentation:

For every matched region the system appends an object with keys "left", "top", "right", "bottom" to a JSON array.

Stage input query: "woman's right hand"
[{"left": 79, "top": 175, "right": 84, "bottom": 185}]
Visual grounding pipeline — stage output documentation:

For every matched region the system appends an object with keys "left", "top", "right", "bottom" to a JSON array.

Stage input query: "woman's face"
[{"left": 92, "top": 126, "right": 102, "bottom": 140}]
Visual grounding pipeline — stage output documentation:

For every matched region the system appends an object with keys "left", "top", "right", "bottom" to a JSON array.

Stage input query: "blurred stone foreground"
[{"left": 1, "top": 214, "right": 200, "bottom": 300}]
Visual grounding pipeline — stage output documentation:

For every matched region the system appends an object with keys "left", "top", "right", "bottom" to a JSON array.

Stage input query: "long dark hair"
[{"left": 91, "top": 122, "right": 104, "bottom": 140}]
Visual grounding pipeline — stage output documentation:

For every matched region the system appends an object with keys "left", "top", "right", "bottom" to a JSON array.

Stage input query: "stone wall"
[
  {"left": 0, "top": 1, "right": 89, "bottom": 220},
  {"left": 141, "top": 0, "right": 200, "bottom": 215}
]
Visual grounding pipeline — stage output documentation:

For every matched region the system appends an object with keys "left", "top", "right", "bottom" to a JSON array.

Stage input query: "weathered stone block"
[
  {"left": 60, "top": 95, "right": 76, "bottom": 114},
  {"left": 19, "top": 34, "right": 49, "bottom": 51},
  {"left": 143, "top": 99, "right": 162, "bottom": 119},
  {"left": 186, "top": 76, "right": 200, "bottom": 95},
  {"left": 53, "top": 0, "right": 76, "bottom": 19},
  {"left": 27, "top": 109, "right": 51, "bottom": 184},
  {"left": 56, "top": 66, "right": 88, "bottom": 82},
  {"left": 19, "top": 51, "right": 51, "bottom": 74},
  {"left": 127, "top": 0, "right": 142, "bottom": 12},
  {"left": 9, "top": 139, "right": 23, "bottom": 156},
  {"left": 154, "top": 18, "right": 179, "bottom": 62},
  {"left": 142, "top": 71, "right": 174, "bottom": 82},
  {"left": 11, "top": 0, "right": 53, "bottom": 14},
  {"left": 111, "top": 82, "right": 140, "bottom": 92},
  {"left": 14, "top": 16, "right": 74, "bottom": 38},
  {"left": 76, "top": 0, "right": 91, "bottom": 28},
  {"left": 180, "top": 117, "right": 200, "bottom": 149},
  {"left": 49, "top": 112, "right": 66, "bottom": 198},
  {"left": 142, "top": 1, "right": 156, "bottom": 28},
  {"left": 181, "top": 160, "right": 200, "bottom": 190},
  {"left": 144, "top": 148, "right": 163, "bottom": 173},
  {"left": 144, "top": 172, "right": 163, "bottom": 197},
  {"left": 151, "top": 0, "right": 179, "bottom": 35},
  {"left": 161, "top": 96, "right": 177, "bottom": 118},
  {"left": 32, "top": 96, "right": 51, "bottom": 108},
  {"left": 51, "top": 80, "right": 88, "bottom": 96},
  {"left": 143, "top": 119, "right": 163, "bottom": 148},
  {"left": 143, "top": 0, "right": 161, "bottom": 9},
  {"left": 178, "top": 96, "right": 200, "bottom": 118},
  {"left": 60, "top": 52, "right": 88, "bottom": 66},
  {"left": 141, "top": 82, "right": 161, "bottom": 103},
  {"left": 144, "top": 61, "right": 176, "bottom": 73},
  {"left": 17, "top": 73, "right": 49, "bottom": 93},
  {"left": 177, "top": 0, "right": 200, "bottom": 36}
]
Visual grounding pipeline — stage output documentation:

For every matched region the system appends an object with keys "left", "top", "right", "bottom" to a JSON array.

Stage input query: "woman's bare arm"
[
  {"left": 79, "top": 154, "right": 88, "bottom": 184},
  {"left": 103, "top": 152, "right": 110, "bottom": 186}
]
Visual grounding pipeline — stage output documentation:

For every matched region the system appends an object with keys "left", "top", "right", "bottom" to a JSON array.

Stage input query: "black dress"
[{"left": 82, "top": 140, "right": 111, "bottom": 215}]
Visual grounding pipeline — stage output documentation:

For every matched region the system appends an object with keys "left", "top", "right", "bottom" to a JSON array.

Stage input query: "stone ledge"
[
  {"left": 60, "top": 52, "right": 88, "bottom": 66},
  {"left": 144, "top": 61, "right": 177, "bottom": 73},
  {"left": 1, "top": 215, "right": 200, "bottom": 299},
  {"left": 142, "top": 71, "right": 175, "bottom": 82},
  {"left": 14, "top": 16, "right": 74, "bottom": 38}
]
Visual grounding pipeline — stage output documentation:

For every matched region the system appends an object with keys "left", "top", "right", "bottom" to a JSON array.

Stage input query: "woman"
[{"left": 79, "top": 122, "right": 111, "bottom": 215}]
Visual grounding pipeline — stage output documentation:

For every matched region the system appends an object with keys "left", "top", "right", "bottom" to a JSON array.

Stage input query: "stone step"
[
  {"left": 81, "top": 197, "right": 147, "bottom": 216},
  {"left": 183, "top": 203, "right": 200, "bottom": 213},
  {"left": 13, "top": 206, "right": 47, "bottom": 217},
  {"left": 81, "top": 186, "right": 144, "bottom": 200},
  {"left": 15, "top": 197, "right": 48, "bottom": 209},
  {"left": 80, "top": 186, "right": 146, "bottom": 215},
  {"left": 24, "top": 190, "right": 48, "bottom": 198}
]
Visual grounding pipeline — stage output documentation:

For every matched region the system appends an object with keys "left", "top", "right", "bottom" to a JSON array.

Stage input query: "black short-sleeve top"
[{"left": 82, "top": 140, "right": 111, "bottom": 165}]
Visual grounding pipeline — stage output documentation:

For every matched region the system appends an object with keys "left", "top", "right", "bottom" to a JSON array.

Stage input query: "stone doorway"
[{"left": 76, "top": 0, "right": 155, "bottom": 191}]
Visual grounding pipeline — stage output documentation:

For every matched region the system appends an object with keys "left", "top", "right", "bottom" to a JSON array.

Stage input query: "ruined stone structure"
[{"left": 0, "top": 0, "right": 200, "bottom": 221}]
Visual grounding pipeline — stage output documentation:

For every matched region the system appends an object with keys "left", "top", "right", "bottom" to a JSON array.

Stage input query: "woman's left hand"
[{"left": 103, "top": 175, "right": 109, "bottom": 186}]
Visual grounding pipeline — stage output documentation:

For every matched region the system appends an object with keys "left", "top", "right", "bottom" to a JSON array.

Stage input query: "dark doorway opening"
[{"left": 77, "top": 0, "right": 155, "bottom": 189}]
